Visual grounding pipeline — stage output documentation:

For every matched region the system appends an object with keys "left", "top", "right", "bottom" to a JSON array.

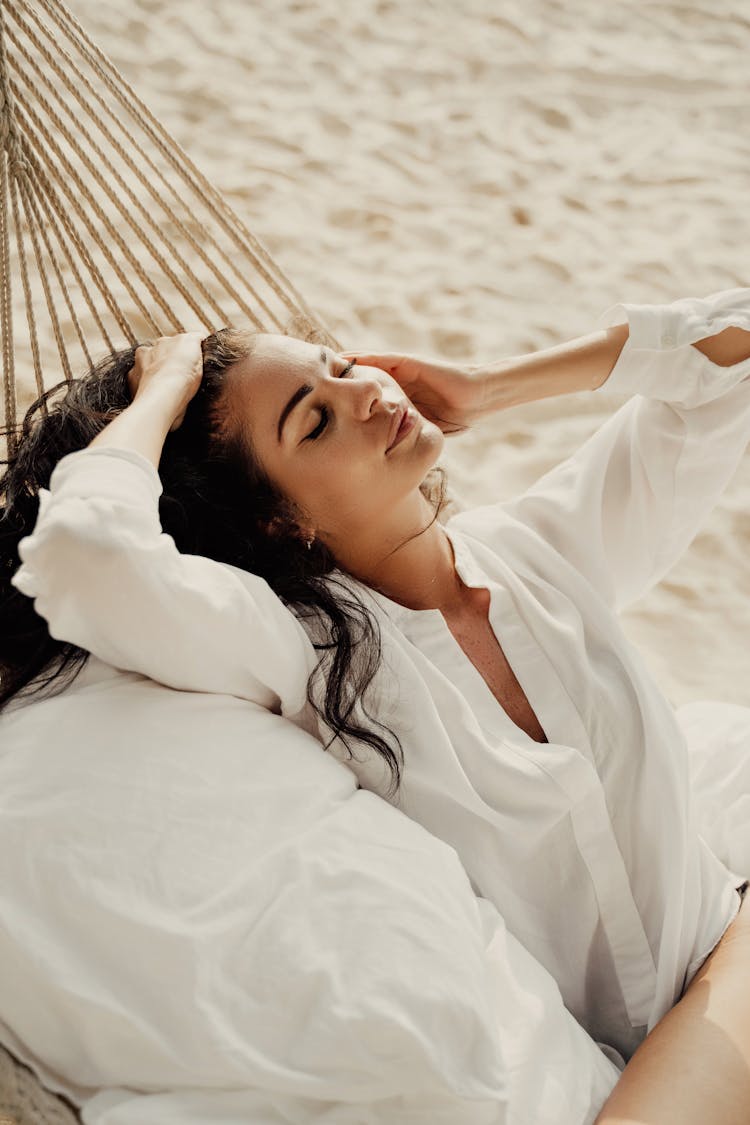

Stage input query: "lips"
[{"left": 386, "top": 404, "right": 409, "bottom": 452}]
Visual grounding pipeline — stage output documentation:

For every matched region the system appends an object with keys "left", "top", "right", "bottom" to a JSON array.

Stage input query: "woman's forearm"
[
  {"left": 595, "top": 894, "right": 750, "bottom": 1124},
  {"left": 476, "top": 319, "right": 750, "bottom": 422},
  {"left": 477, "top": 323, "right": 630, "bottom": 416},
  {"left": 88, "top": 383, "right": 180, "bottom": 470}
]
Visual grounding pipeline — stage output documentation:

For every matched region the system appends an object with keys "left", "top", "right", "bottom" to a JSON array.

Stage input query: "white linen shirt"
[{"left": 11, "top": 286, "right": 750, "bottom": 1069}]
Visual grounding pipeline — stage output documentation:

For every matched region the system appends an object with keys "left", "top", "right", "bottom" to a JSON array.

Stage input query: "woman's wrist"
[
  {"left": 476, "top": 323, "right": 630, "bottom": 417},
  {"left": 88, "top": 384, "right": 179, "bottom": 470}
]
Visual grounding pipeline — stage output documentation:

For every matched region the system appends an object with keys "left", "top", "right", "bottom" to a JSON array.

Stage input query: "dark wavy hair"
[{"left": 0, "top": 317, "right": 448, "bottom": 800}]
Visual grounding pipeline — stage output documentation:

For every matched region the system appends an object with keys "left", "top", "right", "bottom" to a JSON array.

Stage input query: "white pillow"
[{"left": 0, "top": 662, "right": 619, "bottom": 1123}]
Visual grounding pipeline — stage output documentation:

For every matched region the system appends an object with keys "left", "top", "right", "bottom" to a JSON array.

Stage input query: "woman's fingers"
[
  {"left": 148, "top": 331, "right": 207, "bottom": 372},
  {"left": 343, "top": 350, "right": 456, "bottom": 379},
  {"left": 341, "top": 350, "right": 403, "bottom": 373},
  {"left": 127, "top": 330, "right": 209, "bottom": 417},
  {"left": 341, "top": 347, "right": 484, "bottom": 433}
]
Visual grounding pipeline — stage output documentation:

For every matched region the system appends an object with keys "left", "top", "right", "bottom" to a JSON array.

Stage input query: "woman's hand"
[
  {"left": 128, "top": 331, "right": 207, "bottom": 432},
  {"left": 340, "top": 349, "right": 486, "bottom": 435}
]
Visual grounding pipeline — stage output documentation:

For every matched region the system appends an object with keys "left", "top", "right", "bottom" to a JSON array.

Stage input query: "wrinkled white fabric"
[
  {"left": 5, "top": 286, "right": 750, "bottom": 1121},
  {"left": 0, "top": 660, "right": 620, "bottom": 1124}
]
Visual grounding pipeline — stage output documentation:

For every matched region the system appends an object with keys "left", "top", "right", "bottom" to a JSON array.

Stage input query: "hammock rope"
[{"left": 0, "top": 0, "right": 341, "bottom": 461}]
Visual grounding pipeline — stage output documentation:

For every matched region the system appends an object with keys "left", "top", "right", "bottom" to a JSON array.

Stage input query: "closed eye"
[{"left": 304, "top": 359, "right": 356, "bottom": 441}]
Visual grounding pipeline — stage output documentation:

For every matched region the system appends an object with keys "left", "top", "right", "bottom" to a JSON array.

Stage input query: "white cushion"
[{"left": 0, "top": 662, "right": 619, "bottom": 1123}]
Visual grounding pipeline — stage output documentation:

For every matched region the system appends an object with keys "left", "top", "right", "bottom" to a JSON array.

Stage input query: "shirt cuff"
[
  {"left": 47, "top": 445, "right": 164, "bottom": 506},
  {"left": 592, "top": 287, "right": 750, "bottom": 397}
]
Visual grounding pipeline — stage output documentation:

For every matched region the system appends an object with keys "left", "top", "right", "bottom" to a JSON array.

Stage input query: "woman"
[{"left": 3, "top": 288, "right": 750, "bottom": 1118}]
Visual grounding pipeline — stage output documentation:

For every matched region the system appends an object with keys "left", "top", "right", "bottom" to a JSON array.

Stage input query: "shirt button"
[{"left": 661, "top": 333, "right": 675, "bottom": 347}]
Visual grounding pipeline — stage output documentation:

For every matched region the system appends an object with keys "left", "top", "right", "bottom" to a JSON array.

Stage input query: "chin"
[{"left": 422, "top": 419, "right": 446, "bottom": 456}]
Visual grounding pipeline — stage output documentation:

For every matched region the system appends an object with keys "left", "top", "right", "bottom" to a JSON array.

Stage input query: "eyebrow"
[{"left": 277, "top": 347, "right": 329, "bottom": 445}]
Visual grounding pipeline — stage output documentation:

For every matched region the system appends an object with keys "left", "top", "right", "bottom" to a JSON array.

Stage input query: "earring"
[{"left": 304, "top": 534, "right": 315, "bottom": 550}]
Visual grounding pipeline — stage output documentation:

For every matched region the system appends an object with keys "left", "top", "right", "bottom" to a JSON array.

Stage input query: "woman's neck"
[{"left": 334, "top": 516, "right": 473, "bottom": 616}]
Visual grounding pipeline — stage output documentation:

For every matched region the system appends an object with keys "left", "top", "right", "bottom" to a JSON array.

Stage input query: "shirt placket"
[
  {"left": 448, "top": 527, "right": 658, "bottom": 1027},
  {"left": 559, "top": 758, "right": 658, "bottom": 1027}
]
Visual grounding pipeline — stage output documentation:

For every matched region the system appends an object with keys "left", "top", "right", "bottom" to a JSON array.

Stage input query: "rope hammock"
[{"left": 0, "top": 0, "right": 342, "bottom": 463}]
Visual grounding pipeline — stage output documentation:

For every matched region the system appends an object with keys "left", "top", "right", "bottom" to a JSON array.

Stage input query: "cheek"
[
  {"left": 288, "top": 424, "right": 435, "bottom": 515},
  {"left": 301, "top": 454, "right": 379, "bottom": 517}
]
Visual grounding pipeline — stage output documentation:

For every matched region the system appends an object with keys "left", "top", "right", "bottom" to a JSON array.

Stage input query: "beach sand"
[{"left": 9, "top": 0, "right": 750, "bottom": 707}]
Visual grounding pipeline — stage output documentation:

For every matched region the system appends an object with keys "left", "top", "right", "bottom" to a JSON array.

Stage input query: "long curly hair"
[{"left": 0, "top": 316, "right": 449, "bottom": 800}]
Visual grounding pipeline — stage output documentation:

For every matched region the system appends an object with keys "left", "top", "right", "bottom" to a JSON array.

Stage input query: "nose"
[{"left": 343, "top": 370, "right": 386, "bottom": 421}]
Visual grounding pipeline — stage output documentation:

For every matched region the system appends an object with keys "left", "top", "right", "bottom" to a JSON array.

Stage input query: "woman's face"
[{"left": 225, "top": 333, "right": 444, "bottom": 550}]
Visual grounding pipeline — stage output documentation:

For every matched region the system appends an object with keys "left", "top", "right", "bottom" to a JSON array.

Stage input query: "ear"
[
  {"left": 261, "top": 514, "right": 311, "bottom": 544},
  {"left": 261, "top": 514, "right": 288, "bottom": 538}
]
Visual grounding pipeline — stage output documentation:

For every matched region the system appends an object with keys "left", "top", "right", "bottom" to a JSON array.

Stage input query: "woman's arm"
[
  {"left": 11, "top": 335, "right": 319, "bottom": 716},
  {"left": 456, "top": 288, "right": 750, "bottom": 615},
  {"left": 478, "top": 322, "right": 631, "bottom": 410},
  {"left": 478, "top": 320, "right": 750, "bottom": 413},
  {"left": 595, "top": 890, "right": 750, "bottom": 1124},
  {"left": 361, "top": 289, "right": 750, "bottom": 616},
  {"left": 89, "top": 331, "right": 206, "bottom": 466}
]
